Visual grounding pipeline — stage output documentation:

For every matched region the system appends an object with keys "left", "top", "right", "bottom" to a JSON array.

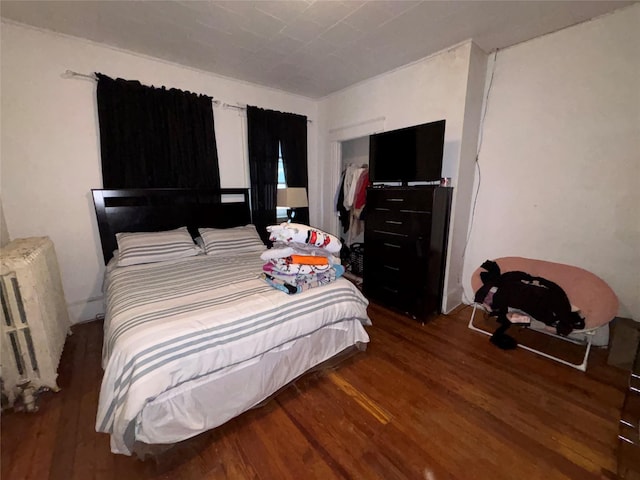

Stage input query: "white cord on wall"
[{"left": 460, "top": 48, "right": 499, "bottom": 305}]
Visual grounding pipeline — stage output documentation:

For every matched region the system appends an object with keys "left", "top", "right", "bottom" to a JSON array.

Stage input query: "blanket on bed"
[{"left": 97, "top": 253, "right": 370, "bottom": 455}]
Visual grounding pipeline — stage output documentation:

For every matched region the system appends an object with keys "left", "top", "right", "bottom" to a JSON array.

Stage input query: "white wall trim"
[
  {"left": 327, "top": 141, "right": 342, "bottom": 236},
  {"left": 443, "top": 284, "right": 465, "bottom": 314},
  {"left": 326, "top": 117, "right": 386, "bottom": 236},
  {"left": 328, "top": 116, "right": 386, "bottom": 139},
  {"left": 67, "top": 296, "right": 104, "bottom": 324}
]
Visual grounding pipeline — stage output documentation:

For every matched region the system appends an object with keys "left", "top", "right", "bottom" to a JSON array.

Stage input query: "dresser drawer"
[
  {"left": 620, "top": 391, "right": 640, "bottom": 447},
  {"left": 622, "top": 390, "right": 640, "bottom": 422},
  {"left": 367, "top": 209, "right": 432, "bottom": 237},
  {"left": 618, "top": 439, "right": 640, "bottom": 479},
  {"left": 367, "top": 187, "right": 434, "bottom": 212},
  {"left": 364, "top": 236, "right": 430, "bottom": 264},
  {"left": 365, "top": 249, "right": 428, "bottom": 281},
  {"left": 631, "top": 370, "right": 640, "bottom": 393},
  {"left": 365, "top": 281, "right": 405, "bottom": 311},
  {"left": 619, "top": 418, "right": 640, "bottom": 447},
  {"left": 365, "top": 260, "right": 404, "bottom": 286},
  {"left": 364, "top": 280, "right": 426, "bottom": 317},
  {"left": 618, "top": 342, "right": 640, "bottom": 479}
]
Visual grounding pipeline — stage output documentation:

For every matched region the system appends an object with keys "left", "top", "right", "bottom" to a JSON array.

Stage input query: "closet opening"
[{"left": 338, "top": 135, "right": 370, "bottom": 285}]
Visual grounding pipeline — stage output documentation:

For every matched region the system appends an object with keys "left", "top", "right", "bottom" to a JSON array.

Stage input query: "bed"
[{"left": 91, "top": 188, "right": 371, "bottom": 455}]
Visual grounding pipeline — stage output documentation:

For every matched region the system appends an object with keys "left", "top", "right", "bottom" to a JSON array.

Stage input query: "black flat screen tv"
[{"left": 369, "top": 119, "right": 445, "bottom": 185}]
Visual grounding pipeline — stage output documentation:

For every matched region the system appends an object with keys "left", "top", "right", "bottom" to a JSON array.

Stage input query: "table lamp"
[{"left": 277, "top": 187, "right": 308, "bottom": 223}]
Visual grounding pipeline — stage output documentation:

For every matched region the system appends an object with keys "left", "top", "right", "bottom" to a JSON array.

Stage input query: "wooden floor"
[{"left": 1, "top": 303, "right": 627, "bottom": 480}]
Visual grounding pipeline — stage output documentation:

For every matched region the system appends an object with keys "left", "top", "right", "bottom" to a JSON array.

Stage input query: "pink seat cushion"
[{"left": 471, "top": 257, "right": 618, "bottom": 330}]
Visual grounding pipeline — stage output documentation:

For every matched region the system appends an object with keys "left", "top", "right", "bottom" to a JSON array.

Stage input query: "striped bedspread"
[{"left": 96, "top": 253, "right": 370, "bottom": 455}]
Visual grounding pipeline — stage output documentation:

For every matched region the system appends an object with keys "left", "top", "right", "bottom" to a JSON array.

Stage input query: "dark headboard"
[{"left": 92, "top": 188, "right": 252, "bottom": 264}]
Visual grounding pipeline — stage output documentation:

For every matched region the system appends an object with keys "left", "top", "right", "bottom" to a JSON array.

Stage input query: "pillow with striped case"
[
  {"left": 198, "top": 225, "right": 265, "bottom": 256},
  {"left": 115, "top": 227, "right": 201, "bottom": 266}
]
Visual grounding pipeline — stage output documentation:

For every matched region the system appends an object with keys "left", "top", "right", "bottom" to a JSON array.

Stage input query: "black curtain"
[
  {"left": 279, "top": 112, "right": 309, "bottom": 225},
  {"left": 96, "top": 73, "right": 220, "bottom": 189},
  {"left": 247, "top": 106, "right": 308, "bottom": 240},
  {"left": 247, "top": 106, "right": 280, "bottom": 242}
]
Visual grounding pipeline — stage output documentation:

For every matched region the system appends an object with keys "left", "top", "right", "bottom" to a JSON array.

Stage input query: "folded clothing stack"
[{"left": 260, "top": 223, "right": 344, "bottom": 294}]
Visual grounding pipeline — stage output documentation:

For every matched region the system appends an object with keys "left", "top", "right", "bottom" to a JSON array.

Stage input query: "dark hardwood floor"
[{"left": 1, "top": 303, "right": 627, "bottom": 480}]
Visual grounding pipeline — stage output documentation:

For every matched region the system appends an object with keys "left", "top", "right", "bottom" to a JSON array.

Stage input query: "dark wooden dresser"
[
  {"left": 619, "top": 340, "right": 640, "bottom": 478},
  {"left": 363, "top": 186, "right": 452, "bottom": 321}
]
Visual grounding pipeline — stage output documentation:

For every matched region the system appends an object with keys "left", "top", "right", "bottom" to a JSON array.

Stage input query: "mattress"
[
  {"left": 135, "top": 320, "right": 368, "bottom": 448},
  {"left": 97, "top": 253, "right": 371, "bottom": 455}
]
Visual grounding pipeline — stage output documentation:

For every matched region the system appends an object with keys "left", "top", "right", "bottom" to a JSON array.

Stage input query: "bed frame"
[
  {"left": 91, "top": 187, "right": 371, "bottom": 457},
  {"left": 92, "top": 188, "right": 252, "bottom": 264}
]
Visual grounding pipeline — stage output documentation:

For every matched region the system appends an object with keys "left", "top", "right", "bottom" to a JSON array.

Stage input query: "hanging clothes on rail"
[
  {"left": 335, "top": 170, "right": 350, "bottom": 232},
  {"left": 347, "top": 168, "right": 369, "bottom": 246},
  {"left": 342, "top": 165, "right": 360, "bottom": 210},
  {"left": 335, "top": 164, "right": 369, "bottom": 245}
]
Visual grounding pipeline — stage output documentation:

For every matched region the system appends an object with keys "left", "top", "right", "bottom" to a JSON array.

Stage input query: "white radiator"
[{"left": 0, "top": 237, "right": 70, "bottom": 407}]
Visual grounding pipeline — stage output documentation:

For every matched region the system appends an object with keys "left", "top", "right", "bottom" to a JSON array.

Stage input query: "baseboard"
[
  {"left": 67, "top": 296, "right": 104, "bottom": 324},
  {"left": 442, "top": 285, "right": 463, "bottom": 314}
]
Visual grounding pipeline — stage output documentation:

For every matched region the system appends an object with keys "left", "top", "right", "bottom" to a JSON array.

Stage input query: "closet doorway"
[
  {"left": 326, "top": 116, "right": 384, "bottom": 245},
  {"left": 338, "top": 136, "right": 369, "bottom": 247}
]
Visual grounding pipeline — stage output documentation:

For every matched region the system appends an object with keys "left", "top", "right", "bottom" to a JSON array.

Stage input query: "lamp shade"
[{"left": 277, "top": 188, "right": 308, "bottom": 208}]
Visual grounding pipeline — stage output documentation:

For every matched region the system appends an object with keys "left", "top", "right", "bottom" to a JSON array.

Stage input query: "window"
[{"left": 276, "top": 143, "right": 288, "bottom": 222}]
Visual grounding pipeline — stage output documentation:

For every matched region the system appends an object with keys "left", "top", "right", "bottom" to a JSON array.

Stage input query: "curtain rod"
[
  {"left": 63, "top": 69, "right": 312, "bottom": 123},
  {"left": 64, "top": 69, "right": 98, "bottom": 81},
  {"left": 220, "top": 102, "right": 312, "bottom": 123}
]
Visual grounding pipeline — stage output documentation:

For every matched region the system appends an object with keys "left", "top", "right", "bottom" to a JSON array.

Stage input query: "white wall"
[
  {"left": 0, "top": 198, "right": 9, "bottom": 248},
  {"left": 1, "top": 22, "right": 318, "bottom": 323},
  {"left": 318, "top": 41, "right": 487, "bottom": 312},
  {"left": 463, "top": 5, "right": 640, "bottom": 319}
]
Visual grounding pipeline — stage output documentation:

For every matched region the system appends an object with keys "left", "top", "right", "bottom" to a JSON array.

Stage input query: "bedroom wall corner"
[
  {"left": 460, "top": 4, "right": 640, "bottom": 320},
  {"left": 442, "top": 41, "right": 488, "bottom": 313},
  {"left": 0, "top": 197, "right": 10, "bottom": 248}
]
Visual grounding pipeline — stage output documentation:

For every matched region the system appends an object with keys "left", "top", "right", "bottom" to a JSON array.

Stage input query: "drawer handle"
[
  {"left": 631, "top": 372, "right": 640, "bottom": 379},
  {"left": 383, "top": 265, "right": 400, "bottom": 271},
  {"left": 618, "top": 434, "right": 639, "bottom": 445},
  {"left": 382, "top": 286, "right": 399, "bottom": 294},
  {"left": 629, "top": 386, "right": 640, "bottom": 394},
  {"left": 400, "top": 209, "right": 430, "bottom": 214},
  {"left": 373, "top": 229, "right": 407, "bottom": 237},
  {"left": 386, "top": 198, "right": 405, "bottom": 202},
  {"left": 383, "top": 243, "right": 401, "bottom": 249},
  {"left": 385, "top": 220, "right": 402, "bottom": 225},
  {"left": 620, "top": 419, "right": 637, "bottom": 428}
]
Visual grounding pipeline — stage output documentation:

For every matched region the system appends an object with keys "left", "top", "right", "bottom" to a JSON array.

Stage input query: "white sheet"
[
  {"left": 136, "top": 320, "right": 369, "bottom": 446},
  {"left": 97, "top": 253, "right": 370, "bottom": 455}
]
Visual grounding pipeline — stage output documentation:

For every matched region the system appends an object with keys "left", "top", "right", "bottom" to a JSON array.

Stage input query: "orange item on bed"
[{"left": 289, "top": 255, "right": 330, "bottom": 266}]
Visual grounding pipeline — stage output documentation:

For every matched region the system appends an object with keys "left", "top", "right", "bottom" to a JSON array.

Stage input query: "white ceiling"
[{"left": 0, "top": 0, "right": 634, "bottom": 98}]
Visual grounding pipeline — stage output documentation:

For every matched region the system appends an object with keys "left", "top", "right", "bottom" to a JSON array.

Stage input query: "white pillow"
[
  {"left": 198, "top": 225, "right": 265, "bottom": 256},
  {"left": 115, "top": 227, "right": 201, "bottom": 266}
]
